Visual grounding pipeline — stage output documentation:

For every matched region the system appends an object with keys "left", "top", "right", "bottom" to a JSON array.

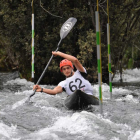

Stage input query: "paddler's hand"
[
  {"left": 33, "top": 85, "right": 42, "bottom": 92},
  {"left": 52, "top": 51, "right": 59, "bottom": 56}
]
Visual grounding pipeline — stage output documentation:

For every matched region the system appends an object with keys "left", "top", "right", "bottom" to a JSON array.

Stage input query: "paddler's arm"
[
  {"left": 52, "top": 51, "right": 85, "bottom": 73},
  {"left": 33, "top": 85, "right": 63, "bottom": 95}
]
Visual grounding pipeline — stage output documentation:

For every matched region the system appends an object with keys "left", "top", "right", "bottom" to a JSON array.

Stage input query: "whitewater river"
[{"left": 0, "top": 69, "right": 140, "bottom": 140}]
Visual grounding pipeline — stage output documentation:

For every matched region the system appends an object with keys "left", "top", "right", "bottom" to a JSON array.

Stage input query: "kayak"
[{"left": 64, "top": 90, "right": 99, "bottom": 110}]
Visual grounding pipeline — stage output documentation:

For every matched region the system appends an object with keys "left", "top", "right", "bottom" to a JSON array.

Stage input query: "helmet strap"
[{"left": 66, "top": 70, "right": 74, "bottom": 78}]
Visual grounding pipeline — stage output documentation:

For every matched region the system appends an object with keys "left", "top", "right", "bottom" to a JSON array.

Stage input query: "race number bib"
[{"left": 69, "top": 78, "right": 85, "bottom": 92}]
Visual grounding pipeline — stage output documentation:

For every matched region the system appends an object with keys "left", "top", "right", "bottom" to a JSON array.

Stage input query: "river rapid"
[{"left": 0, "top": 69, "right": 140, "bottom": 140}]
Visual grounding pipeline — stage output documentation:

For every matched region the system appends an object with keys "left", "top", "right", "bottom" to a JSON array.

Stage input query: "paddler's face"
[{"left": 62, "top": 65, "right": 73, "bottom": 77}]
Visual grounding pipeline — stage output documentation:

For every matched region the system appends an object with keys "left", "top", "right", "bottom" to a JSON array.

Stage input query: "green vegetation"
[{"left": 0, "top": 0, "right": 140, "bottom": 84}]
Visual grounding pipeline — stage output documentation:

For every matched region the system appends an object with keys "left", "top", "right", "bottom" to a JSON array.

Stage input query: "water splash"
[
  {"left": 11, "top": 98, "right": 28, "bottom": 110},
  {"left": 0, "top": 122, "right": 20, "bottom": 140}
]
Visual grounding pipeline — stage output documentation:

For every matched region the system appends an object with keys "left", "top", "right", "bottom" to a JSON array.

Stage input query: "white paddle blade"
[{"left": 60, "top": 17, "right": 77, "bottom": 39}]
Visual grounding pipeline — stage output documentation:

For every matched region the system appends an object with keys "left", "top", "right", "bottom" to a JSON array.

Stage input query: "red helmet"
[{"left": 60, "top": 59, "right": 74, "bottom": 72}]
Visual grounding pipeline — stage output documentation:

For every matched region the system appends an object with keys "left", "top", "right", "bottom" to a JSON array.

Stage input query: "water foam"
[
  {"left": 4, "top": 78, "right": 34, "bottom": 86},
  {"left": 131, "top": 130, "right": 140, "bottom": 140},
  {"left": 113, "top": 68, "right": 140, "bottom": 82},
  {"left": 0, "top": 122, "right": 19, "bottom": 140},
  {"left": 11, "top": 98, "right": 27, "bottom": 110}
]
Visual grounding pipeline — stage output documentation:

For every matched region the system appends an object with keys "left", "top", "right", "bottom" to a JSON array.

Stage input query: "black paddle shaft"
[
  {"left": 27, "top": 17, "right": 77, "bottom": 102},
  {"left": 27, "top": 39, "right": 62, "bottom": 100},
  {"left": 36, "top": 40, "right": 61, "bottom": 85}
]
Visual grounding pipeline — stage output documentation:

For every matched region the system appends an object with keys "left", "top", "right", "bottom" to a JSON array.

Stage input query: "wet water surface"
[{"left": 0, "top": 71, "right": 140, "bottom": 140}]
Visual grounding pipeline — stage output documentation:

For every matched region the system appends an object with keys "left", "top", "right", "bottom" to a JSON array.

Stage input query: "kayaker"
[{"left": 33, "top": 51, "right": 95, "bottom": 96}]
